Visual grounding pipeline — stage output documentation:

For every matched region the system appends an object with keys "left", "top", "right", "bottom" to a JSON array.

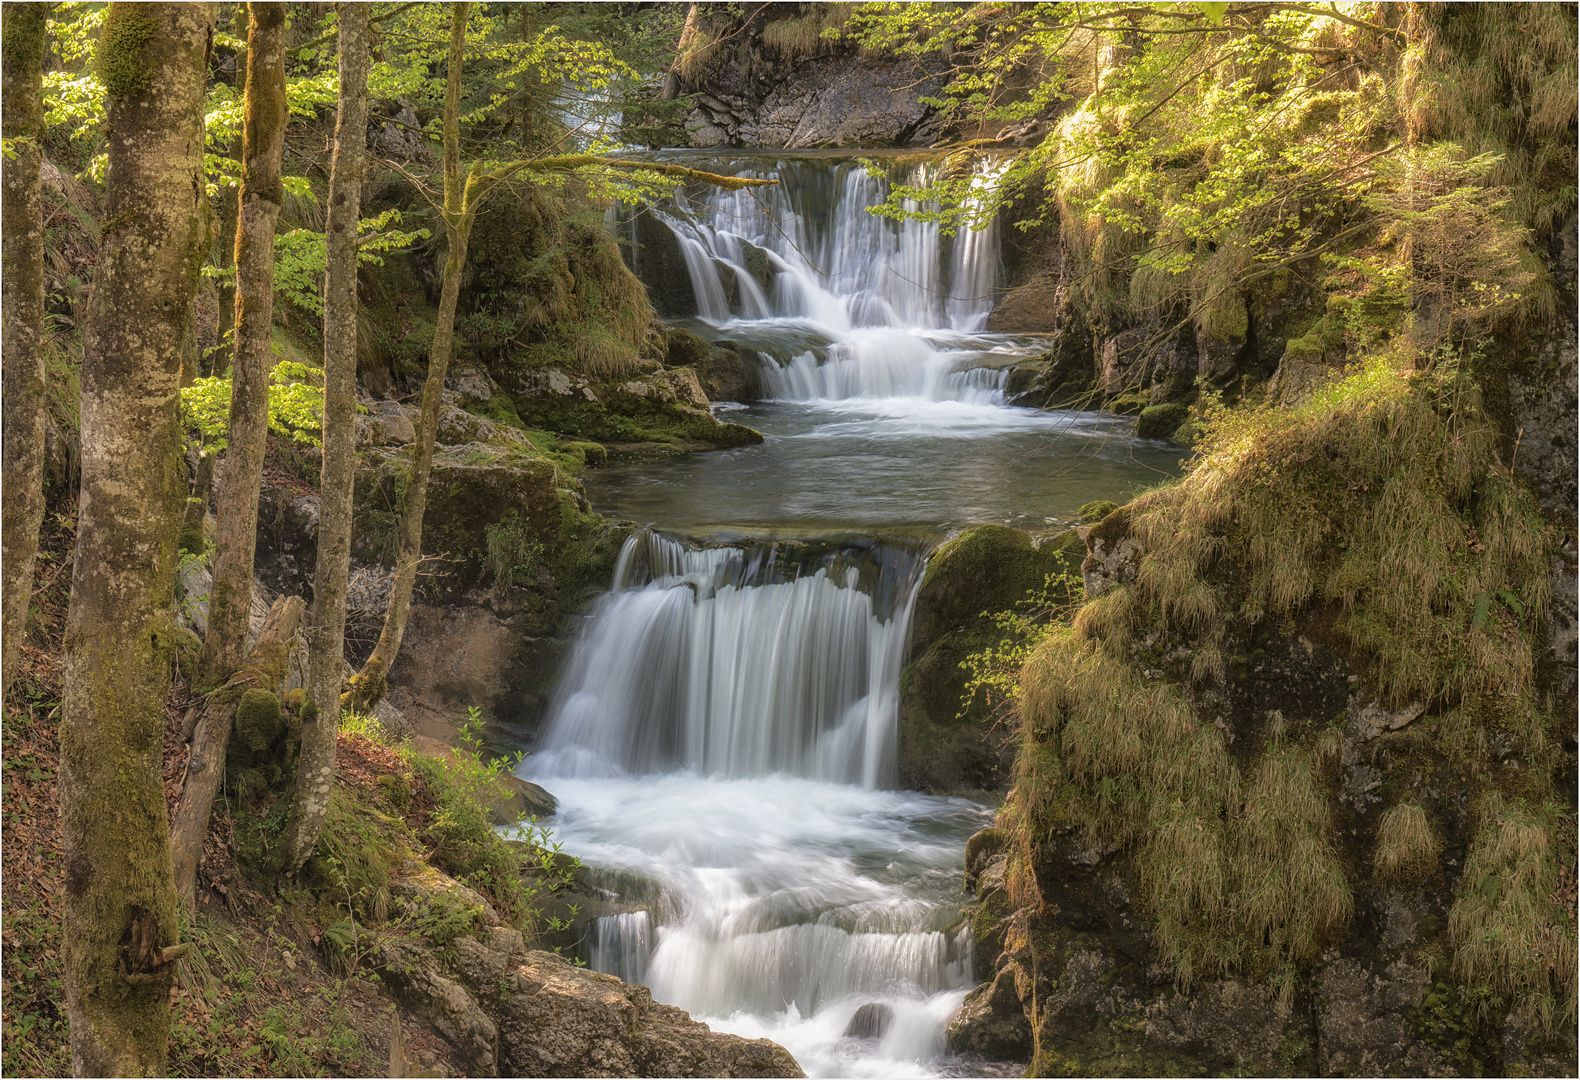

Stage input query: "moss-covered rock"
[
  {"left": 1135, "top": 401, "right": 1190, "bottom": 439},
  {"left": 898, "top": 526, "right": 1085, "bottom": 795},
  {"left": 1078, "top": 499, "right": 1120, "bottom": 524},
  {"left": 508, "top": 366, "right": 764, "bottom": 449}
]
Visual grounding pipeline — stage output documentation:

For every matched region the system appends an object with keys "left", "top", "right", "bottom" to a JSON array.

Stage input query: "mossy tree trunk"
[
  {"left": 60, "top": 4, "right": 213, "bottom": 1074},
  {"left": 276, "top": 1, "right": 370, "bottom": 877},
  {"left": 1, "top": 2, "right": 48, "bottom": 702},
  {"left": 197, "top": 1, "right": 288, "bottom": 686},
  {"left": 171, "top": 596, "right": 303, "bottom": 902},
  {"left": 349, "top": 1, "right": 473, "bottom": 709}
]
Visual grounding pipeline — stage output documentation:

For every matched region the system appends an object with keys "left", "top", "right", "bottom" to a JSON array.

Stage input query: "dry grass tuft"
[
  {"left": 1373, "top": 800, "right": 1441, "bottom": 881},
  {"left": 1447, "top": 793, "right": 1577, "bottom": 1034}
]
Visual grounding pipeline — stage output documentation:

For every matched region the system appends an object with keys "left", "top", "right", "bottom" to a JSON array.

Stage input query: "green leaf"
[
  {"left": 1471, "top": 593, "right": 1490, "bottom": 631},
  {"left": 1496, "top": 588, "right": 1524, "bottom": 617},
  {"left": 1197, "top": 2, "right": 1228, "bottom": 25}
]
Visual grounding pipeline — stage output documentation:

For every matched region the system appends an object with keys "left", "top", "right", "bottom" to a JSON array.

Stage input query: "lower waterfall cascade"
[{"left": 519, "top": 153, "right": 1179, "bottom": 1076}]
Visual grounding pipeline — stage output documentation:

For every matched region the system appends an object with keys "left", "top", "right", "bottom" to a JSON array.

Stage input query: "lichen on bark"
[{"left": 61, "top": 4, "right": 215, "bottom": 1074}]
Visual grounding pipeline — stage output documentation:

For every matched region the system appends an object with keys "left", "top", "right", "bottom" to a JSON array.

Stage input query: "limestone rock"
[
  {"left": 899, "top": 526, "right": 1085, "bottom": 794},
  {"left": 1081, "top": 507, "right": 1141, "bottom": 600},
  {"left": 1317, "top": 958, "right": 1450, "bottom": 1077},
  {"left": 488, "top": 772, "right": 558, "bottom": 826},
  {"left": 390, "top": 854, "right": 502, "bottom": 927},
  {"left": 372, "top": 698, "right": 415, "bottom": 742},
  {"left": 374, "top": 937, "right": 501, "bottom": 1077},
  {"left": 491, "top": 951, "right": 805, "bottom": 1077}
]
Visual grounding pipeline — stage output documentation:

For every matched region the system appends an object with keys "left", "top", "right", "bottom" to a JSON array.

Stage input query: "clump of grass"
[
  {"left": 1447, "top": 793, "right": 1577, "bottom": 1035},
  {"left": 761, "top": 5, "right": 854, "bottom": 59},
  {"left": 1373, "top": 801, "right": 1441, "bottom": 881},
  {"left": 997, "top": 355, "right": 1557, "bottom": 999}
]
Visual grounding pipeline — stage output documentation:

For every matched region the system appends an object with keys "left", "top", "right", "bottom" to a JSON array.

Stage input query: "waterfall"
[
  {"left": 532, "top": 531, "right": 923, "bottom": 789},
  {"left": 638, "top": 156, "right": 1006, "bottom": 401}
]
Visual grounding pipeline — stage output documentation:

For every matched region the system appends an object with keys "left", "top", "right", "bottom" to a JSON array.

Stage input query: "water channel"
[{"left": 516, "top": 154, "right": 1179, "bottom": 1076}]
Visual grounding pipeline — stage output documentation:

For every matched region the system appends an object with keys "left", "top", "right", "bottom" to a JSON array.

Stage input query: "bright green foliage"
[
  {"left": 847, "top": 2, "right": 1573, "bottom": 349},
  {"left": 182, "top": 358, "right": 326, "bottom": 451},
  {"left": 270, "top": 210, "right": 431, "bottom": 316}
]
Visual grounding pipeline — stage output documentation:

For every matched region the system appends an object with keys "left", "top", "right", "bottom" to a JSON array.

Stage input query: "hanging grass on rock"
[{"left": 996, "top": 350, "right": 1567, "bottom": 1019}]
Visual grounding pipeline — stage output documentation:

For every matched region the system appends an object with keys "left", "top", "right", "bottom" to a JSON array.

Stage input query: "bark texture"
[
  {"left": 1, "top": 2, "right": 49, "bottom": 700},
  {"left": 60, "top": 5, "right": 213, "bottom": 1074},
  {"left": 171, "top": 595, "right": 303, "bottom": 902},
  {"left": 350, "top": 3, "right": 472, "bottom": 708},
  {"left": 276, "top": 1, "right": 370, "bottom": 876},
  {"left": 198, "top": 1, "right": 288, "bottom": 685}
]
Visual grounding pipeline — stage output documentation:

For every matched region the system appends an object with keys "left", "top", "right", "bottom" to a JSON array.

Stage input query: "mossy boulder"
[
  {"left": 1135, "top": 401, "right": 1190, "bottom": 439},
  {"left": 352, "top": 439, "right": 631, "bottom": 730},
  {"left": 689, "top": 341, "right": 764, "bottom": 403},
  {"left": 226, "top": 688, "right": 302, "bottom": 808},
  {"left": 1009, "top": 336, "right": 1097, "bottom": 410},
  {"left": 508, "top": 366, "right": 764, "bottom": 449},
  {"left": 1078, "top": 499, "right": 1120, "bottom": 524},
  {"left": 898, "top": 526, "right": 1086, "bottom": 795}
]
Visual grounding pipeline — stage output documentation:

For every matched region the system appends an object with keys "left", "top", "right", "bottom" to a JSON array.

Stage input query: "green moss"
[
  {"left": 233, "top": 689, "right": 283, "bottom": 757},
  {"left": 176, "top": 497, "right": 207, "bottom": 555},
  {"left": 2, "top": 5, "right": 46, "bottom": 73},
  {"left": 1078, "top": 499, "right": 1120, "bottom": 523},
  {"left": 1107, "top": 391, "right": 1149, "bottom": 416},
  {"left": 560, "top": 440, "right": 607, "bottom": 468},
  {"left": 664, "top": 327, "right": 712, "bottom": 367},
  {"left": 1135, "top": 402, "right": 1190, "bottom": 439},
  {"left": 96, "top": 6, "right": 157, "bottom": 100}
]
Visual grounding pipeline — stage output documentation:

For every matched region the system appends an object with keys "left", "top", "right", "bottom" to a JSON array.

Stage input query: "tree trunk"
[
  {"left": 1, "top": 2, "right": 48, "bottom": 702},
  {"left": 171, "top": 595, "right": 304, "bottom": 903},
  {"left": 275, "top": 1, "right": 370, "bottom": 877},
  {"left": 349, "top": 2, "right": 471, "bottom": 709},
  {"left": 60, "top": 5, "right": 213, "bottom": 1074},
  {"left": 662, "top": 2, "right": 700, "bottom": 100},
  {"left": 198, "top": 1, "right": 289, "bottom": 687}
]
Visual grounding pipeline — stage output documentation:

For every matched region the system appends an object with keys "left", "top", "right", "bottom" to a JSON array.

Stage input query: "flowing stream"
[{"left": 519, "top": 154, "right": 1178, "bottom": 1076}]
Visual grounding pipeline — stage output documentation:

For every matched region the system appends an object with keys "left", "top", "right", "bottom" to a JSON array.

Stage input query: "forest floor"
[{"left": 0, "top": 506, "right": 471, "bottom": 1078}]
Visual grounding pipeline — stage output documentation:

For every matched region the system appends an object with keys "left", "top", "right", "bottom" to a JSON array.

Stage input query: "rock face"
[
  {"left": 950, "top": 509, "right": 1580, "bottom": 1077},
  {"left": 899, "top": 525, "right": 1085, "bottom": 795},
  {"left": 375, "top": 926, "right": 805, "bottom": 1079},
  {"left": 659, "top": 16, "right": 950, "bottom": 150}
]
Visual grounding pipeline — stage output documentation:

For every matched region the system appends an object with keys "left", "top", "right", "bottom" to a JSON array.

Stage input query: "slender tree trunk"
[
  {"left": 198, "top": 1, "right": 288, "bottom": 686},
  {"left": 662, "top": 2, "right": 699, "bottom": 99},
  {"left": 349, "top": 2, "right": 471, "bottom": 709},
  {"left": 171, "top": 595, "right": 303, "bottom": 902},
  {"left": 1, "top": 2, "right": 49, "bottom": 702},
  {"left": 275, "top": 1, "right": 370, "bottom": 877},
  {"left": 60, "top": 5, "right": 213, "bottom": 1074}
]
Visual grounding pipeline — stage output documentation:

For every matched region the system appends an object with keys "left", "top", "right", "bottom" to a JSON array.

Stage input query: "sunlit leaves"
[{"left": 181, "top": 359, "right": 326, "bottom": 451}]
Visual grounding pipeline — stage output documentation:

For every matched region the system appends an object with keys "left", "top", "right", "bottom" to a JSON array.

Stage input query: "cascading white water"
[
  {"left": 533, "top": 531, "right": 920, "bottom": 790},
  {"left": 525, "top": 530, "right": 991, "bottom": 1077},
  {"left": 526, "top": 154, "right": 1175, "bottom": 1078},
  {"left": 652, "top": 157, "right": 1005, "bottom": 400}
]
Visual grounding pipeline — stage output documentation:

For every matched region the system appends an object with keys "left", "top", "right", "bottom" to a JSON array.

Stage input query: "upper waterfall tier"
[{"left": 637, "top": 156, "right": 1002, "bottom": 336}]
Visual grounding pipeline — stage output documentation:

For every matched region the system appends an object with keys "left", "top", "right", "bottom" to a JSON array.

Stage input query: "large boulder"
[{"left": 461, "top": 946, "right": 805, "bottom": 1078}]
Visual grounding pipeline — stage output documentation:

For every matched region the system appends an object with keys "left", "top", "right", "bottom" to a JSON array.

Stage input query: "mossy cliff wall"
[{"left": 953, "top": 361, "right": 1577, "bottom": 1076}]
